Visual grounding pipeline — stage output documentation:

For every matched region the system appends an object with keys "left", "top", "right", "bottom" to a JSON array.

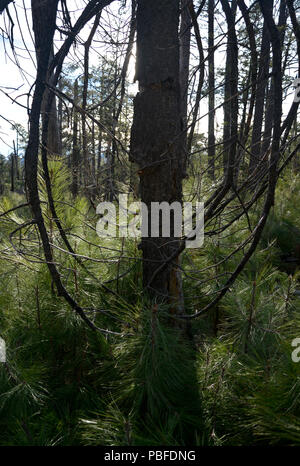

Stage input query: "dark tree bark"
[
  {"left": 179, "top": 0, "right": 191, "bottom": 175},
  {"left": 13, "top": 139, "right": 20, "bottom": 181},
  {"left": 258, "top": 0, "right": 282, "bottom": 195},
  {"left": 10, "top": 153, "right": 15, "bottom": 192},
  {"left": 25, "top": 0, "right": 118, "bottom": 334},
  {"left": 221, "top": 0, "right": 238, "bottom": 185},
  {"left": 249, "top": 0, "right": 273, "bottom": 173},
  {"left": 108, "top": 63, "right": 118, "bottom": 202},
  {"left": 109, "top": 1, "right": 137, "bottom": 201},
  {"left": 82, "top": 12, "right": 101, "bottom": 189},
  {"left": 32, "top": 0, "right": 60, "bottom": 157},
  {"left": 0, "top": 159, "right": 3, "bottom": 195},
  {"left": 58, "top": 78, "right": 63, "bottom": 156},
  {"left": 71, "top": 79, "right": 80, "bottom": 197},
  {"left": 281, "top": 0, "right": 300, "bottom": 144},
  {"left": 97, "top": 103, "right": 103, "bottom": 189},
  {"left": 42, "top": 54, "right": 61, "bottom": 156},
  {"left": 91, "top": 102, "right": 96, "bottom": 185},
  {"left": 208, "top": 0, "right": 215, "bottom": 179},
  {"left": 0, "top": 0, "right": 12, "bottom": 13},
  {"left": 261, "top": 0, "right": 287, "bottom": 157},
  {"left": 130, "top": 0, "right": 184, "bottom": 311},
  {"left": 236, "top": 0, "right": 258, "bottom": 163},
  {"left": 26, "top": 0, "right": 60, "bottom": 202},
  {"left": 187, "top": 1, "right": 205, "bottom": 155}
]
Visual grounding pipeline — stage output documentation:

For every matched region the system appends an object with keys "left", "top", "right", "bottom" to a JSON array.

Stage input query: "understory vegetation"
[{"left": 1, "top": 164, "right": 300, "bottom": 446}]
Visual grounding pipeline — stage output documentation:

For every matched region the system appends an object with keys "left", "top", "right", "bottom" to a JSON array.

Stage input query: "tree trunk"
[
  {"left": 221, "top": 0, "right": 238, "bottom": 184},
  {"left": 261, "top": 0, "right": 287, "bottom": 158},
  {"left": 32, "top": 0, "right": 60, "bottom": 157},
  {"left": 82, "top": 12, "right": 101, "bottom": 190},
  {"left": 10, "top": 153, "right": 15, "bottom": 192},
  {"left": 130, "top": 0, "right": 184, "bottom": 312},
  {"left": 71, "top": 79, "right": 80, "bottom": 197},
  {"left": 179, "top": 0, "right": 191, "bottom": 175},
  {"left": 249, "top": 0, "right": 273, "bottom": 173},
  {"left": 109, "top": 62, "right": 118, "bottom": 202},
  {"left": 208, "top": 0, "right": 215, "bottom": 179},
  {"left": 58, "top": 78, "right": 63, "bottom": 156}
]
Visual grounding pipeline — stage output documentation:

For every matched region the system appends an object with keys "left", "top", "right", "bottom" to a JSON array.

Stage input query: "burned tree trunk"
[
  {"left": 26, "top": 0, "right": 60, "bottom": 199},
  {"left": 32, "top": 1, "right": 60, "bottom": 157},
  {"left": 130, "top": 0, "right": 184, "bottom": 311},
  {"left": 261, "top": 0, "right": 287, "bottom": 158},
  {"left": 10, "top": 153, "right": 15, "bottom": 192}
]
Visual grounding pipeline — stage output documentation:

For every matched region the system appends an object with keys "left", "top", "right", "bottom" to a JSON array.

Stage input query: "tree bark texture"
[{"left": 130, "top": 0, "right": 184, "bottom": 309}]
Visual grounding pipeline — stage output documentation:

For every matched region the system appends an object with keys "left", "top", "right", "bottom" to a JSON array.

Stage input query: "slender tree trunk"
[
  {"left": 10, "top": 153, "right": 15, "bottom": 192},
  {"left": 32, "top": 0, "right": 60, "bottom": 157},
  {"left": 82, "top": 12, "right": 101, "bottom": 190},
  {"left": 105, "top": 140, "right": 112, "bottom": 201},
  {"left": 249, "top": 0, "right": 273, "bottom": 173},
  {"left": 221, "top": 0, "right": 238, "bottom": 184},
  {"left": 0, "top": 158, "right": 3, "bottom": 195},
  {"left": 222, "top": 0, "right": 237, "bottom": 177},
  {"left": 261, "top": 0, "right": 287, "bottom": 158},
  {"left": 97, "top": 131, "right": 102, "bottom": 187},
  {"left": 71, "top": 79, "right": 80, "bottom": 197},
  {"left": 96, "top": 75, "right": 103, "bottom": 191},
  {"left": 179, "top": 0, "right": 191, "bottom": 176},
  {"left": 13, "top": 139, "right": 20, "bottom": 181},
  {"left": 41, "top": 51, "right": 60, "bottom": 156},
  {"left": 130, "top": 0, "right": 184, "bottom": 312},
  {"left": 108, "top": 61, "right": 118, "bottom": 202},
  {"left": 208, "top": 0, "right": 215, "bottom": 179},
  {"left": 91, "top": 104, "right": 96, "bottom": 184},
  {"left": 187, "top": 2, "right": 205, "bottom": 155},
  {"left": 237, "top": 0, "right": 258, "bottom": 151},
  {"left": 58, "top": 78, "right": 63, "bottom": 156},
  {"left": 0, "top": 0, "right": 12, "bottom": 14}
]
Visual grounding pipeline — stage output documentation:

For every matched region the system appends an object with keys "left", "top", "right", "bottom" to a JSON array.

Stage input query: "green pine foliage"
[{"left": 2, "top": 163, "right": 300, "bottom": 445}]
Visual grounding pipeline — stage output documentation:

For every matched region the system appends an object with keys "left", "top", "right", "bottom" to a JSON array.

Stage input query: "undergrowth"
[{"left": 1, "top": 164, "right": 300, "bottom": 445}]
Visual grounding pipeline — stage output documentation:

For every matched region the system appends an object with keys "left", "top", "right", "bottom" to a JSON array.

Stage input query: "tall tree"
[
  {"left": 131, "top": 0, "right": 184, "bottom": 312},
  {"left": 179, "top": 0, "right": 191, "bottom": 175},
  {"left": 82, "top": 12, "right": 101, "bottom": 190},
  {"left": 208, "top": 0, "right": 215, "bottom": 179},
  {"left": 221, "top": 0, "right": 238, "bottom": 183},
  {"left": 32, "top": 1, "right": 60, "bottom": 157},
  {"left": 249, "top": 0, "right": 273, "bottom": 173},
  {"left": 10, "top": 152, "right": 15, "bottom": 192},
  {"left": 71, "top": 79, "right": 80, "bottom": 197}
]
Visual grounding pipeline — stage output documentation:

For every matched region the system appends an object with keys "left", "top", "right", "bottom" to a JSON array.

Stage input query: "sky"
[
  {"left": 0, "top": 0, "right": 137, "bottom": 156},
  {"left": 0, "top": 0, "right": 296, "bottom": 158},
  {"left": 0, "top": 0, "right": 36, "bottom": 155},
  {"left": 0, "top": 0, "right": 225, "bottom": 158}
]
